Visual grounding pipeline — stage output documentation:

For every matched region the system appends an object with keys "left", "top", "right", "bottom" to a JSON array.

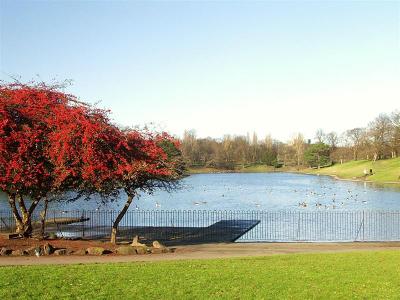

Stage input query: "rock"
[
  {"left": 86, "top": 247, "right": 106, "bottom": 255},
  {"left": 150, "top": 247, "right": 169, "bottom": 254},
  {"left": 152, "top": 240, "right": 167, "bottom": 249},
  {"left": 116, "top": 246, "right": 137, "bottom": 255},
  {"left": 151, "top": 241, "right": 170, "bottom": 253},
  {"left": 25, "top": 247, "right": 36, "bottom": 256},
  {"left": 131, "top": 235, "right": 146, "bottom": 248},
  {"left": 11, "top": 249, "right": 27, "bottom": 256},
  {"left": 54, "top": 249, "right": 67, "bottom": 256},
  {"left": 0, "top": 247, "right": 12, "bottom": 256},
  {"left": 72, "top": 249, "right": 87, "bottom": 256},
  {"left": 133, "top": 247, "right": 147, "bottom": 255},
  {"left": 42, "top": 243, "right": 54, "bottom": 255}
]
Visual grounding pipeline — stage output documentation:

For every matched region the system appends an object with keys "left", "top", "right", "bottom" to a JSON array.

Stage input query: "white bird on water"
[{"left": 155, "top": 202, "right": 161, "bottom": 208}]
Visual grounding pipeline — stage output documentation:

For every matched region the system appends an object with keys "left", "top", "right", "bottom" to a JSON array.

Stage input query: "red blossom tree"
[
  {"left": 1, "top": 81, "right": 184, "bottom": 240},
  {"left": 0, "top": 82, "right": 75, "bottom": 235},
  {"left": 0, "top": 82, "right": 122, "bottom": 236},
  {"left": 110, "top": 130, "right": 184, "bottom": 243}
]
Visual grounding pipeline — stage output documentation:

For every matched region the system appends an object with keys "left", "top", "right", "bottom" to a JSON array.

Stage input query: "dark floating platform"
[
  {"left": 55, "top": 220, "right": 261, "bottom": 245},
  {"left": 203, "top": 220, "right": 261, "bottom": 242}
]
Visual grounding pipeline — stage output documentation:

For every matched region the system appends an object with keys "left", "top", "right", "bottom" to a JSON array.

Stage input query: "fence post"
[
  {"left": 82, "top": 210, "right": 85, "bottom": 238},
  {"left": 362, "top": 210, "right": 365, "bottom": 241},
  {"left": 296, "top": 211, "right": 301, "bottom": 241}
]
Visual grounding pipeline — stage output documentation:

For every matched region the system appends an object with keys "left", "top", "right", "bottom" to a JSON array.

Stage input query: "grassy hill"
[{"left": 306, "top": 157, "right": 400, "bottom": 184}]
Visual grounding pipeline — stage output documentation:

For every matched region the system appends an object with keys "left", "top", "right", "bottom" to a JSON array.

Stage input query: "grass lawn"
[
  {"left": 1, "top": 251, "right": 400, "bottom": 299},
  {"left": 307, "top": 157, "right": 400, "bottom": 183},
  {"left": 239, "top": 164, "right": 276, "bottom": 173}
]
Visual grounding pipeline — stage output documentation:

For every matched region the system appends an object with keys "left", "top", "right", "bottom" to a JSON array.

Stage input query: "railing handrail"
[
  {"left": 1, "top": 209, "right": 400, "bottom": 214},
  {"left": 2, "top": 209, "right": 400, "bottom": 243}
]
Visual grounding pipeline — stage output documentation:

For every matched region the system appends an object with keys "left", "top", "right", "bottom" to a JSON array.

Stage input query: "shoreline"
[
  {"left": 188, "top": 168, "right": 400, "bottom": 186},
  {"left": 301, "top": 172, "right": 400, "bottom": 186}
]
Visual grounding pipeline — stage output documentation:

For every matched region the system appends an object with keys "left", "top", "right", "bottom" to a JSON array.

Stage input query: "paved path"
[{"left": 1, "top": 242, "right": 400, "bottom": 266}]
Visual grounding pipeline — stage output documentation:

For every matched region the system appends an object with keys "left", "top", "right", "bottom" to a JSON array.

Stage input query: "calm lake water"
[{"left": 1, "top": 173, "right": 400, "bottom": 212}]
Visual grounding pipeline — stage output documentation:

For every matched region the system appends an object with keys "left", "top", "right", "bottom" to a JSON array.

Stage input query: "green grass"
[
  {"left": 307, "top": 157, "right": 400, "bottom": 183},
  {"left": 239, "top": 164, "right": 276, "bottom": 173},
  {"left": 2, "top": 251, "right": 400, "bottom": 299}
]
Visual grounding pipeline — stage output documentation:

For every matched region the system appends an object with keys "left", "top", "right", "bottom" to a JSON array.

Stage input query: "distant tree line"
[{"left": 182, "top": 110, "right": 400, "bottom": 169}]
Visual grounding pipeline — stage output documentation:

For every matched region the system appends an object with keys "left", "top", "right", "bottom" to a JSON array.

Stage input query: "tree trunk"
[
  {"left": 8, "top": 194, "right": 41, "bottom": 237},
  {"left": 111, "top": 193, "right": 134, "bottom": 244},
  {"left": 353, "top": 149, "right": 357, "bottom": 161},
  {"left": 7, "top": 193, "right": 24, "bottom": 235},
  {"left": 16, "top": 195, "right": 32, "bottom": 236},
  {"left": 21, "top": 196, "right": 40, "bottom": 237},
  {"left": 40, "top": 198, "right": 49, "bottom": 238}
]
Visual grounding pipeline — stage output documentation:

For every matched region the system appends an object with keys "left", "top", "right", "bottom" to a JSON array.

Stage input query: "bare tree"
[
  {"left": 326, "top": 132, "right": 339, "bottom": 149},
  {"left": 345, "top": 128, "right": 365, "bottom": 160},
  {"left": 315, "top": 129, "right": 325, "bottom": 143},
  {"left": 389, "top": 111, "right": 400, "bottom": 158},
  {"left": 369, "top": 114, "right": 392, "bottom": 160},
  {"left": 252, "top": 132, "right": 258, "bottom": 162},
  {"left": 290, "top": 133, "right": 305, "bottom": 168}
]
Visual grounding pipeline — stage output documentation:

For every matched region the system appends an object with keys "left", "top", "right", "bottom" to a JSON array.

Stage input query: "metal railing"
[{"left": 1, "top": 210, "right": 400, "bottom": 244}]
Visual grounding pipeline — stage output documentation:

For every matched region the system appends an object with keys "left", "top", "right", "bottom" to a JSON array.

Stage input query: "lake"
[{"left": 1, "top": 173, "right": 400, "bottom": 212}]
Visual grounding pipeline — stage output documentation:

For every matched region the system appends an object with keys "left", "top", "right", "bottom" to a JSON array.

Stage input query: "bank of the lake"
[
  {"left": 188, "top": 165, "right": 296, "bottom": 174},
  {"left": 305, "top": 157, "right": 400, "bottom": 185},
  {"left": 188, "top": 157, "right": 400, "bottom": 185}
]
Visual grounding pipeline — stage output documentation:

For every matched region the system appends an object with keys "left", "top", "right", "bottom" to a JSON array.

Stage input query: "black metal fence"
[{"left": 1, "top": 210, "right": 400, "bottom": 245}]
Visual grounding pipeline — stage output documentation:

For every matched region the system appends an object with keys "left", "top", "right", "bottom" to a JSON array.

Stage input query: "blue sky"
[{"left": 1, "top": 0, "right": 399, "bottom": 141}]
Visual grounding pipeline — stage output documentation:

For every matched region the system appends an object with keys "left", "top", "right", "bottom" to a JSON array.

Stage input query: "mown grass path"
[{"left": 1, "top": 250, "right": 400, "bottom": 299}]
